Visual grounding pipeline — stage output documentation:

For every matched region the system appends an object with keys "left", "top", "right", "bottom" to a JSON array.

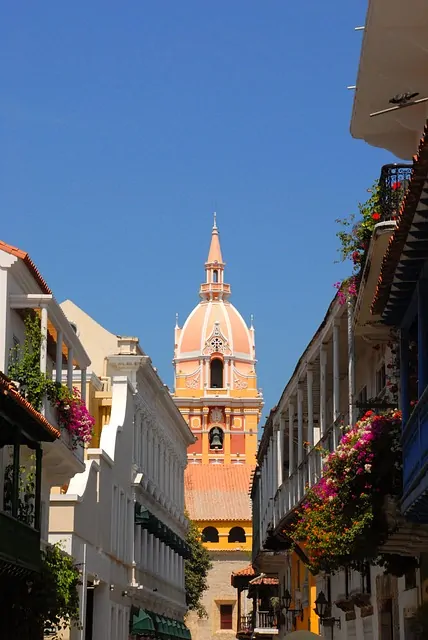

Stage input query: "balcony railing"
[
  {"left": 402, "top": 385, "right": 428, "bottom": 519},
  {"left": 0, "top": 511, "right": 41, "bottom": 573},
  {"left": 271, "top": 418, "right": 343, "bottom": 538},
  {"left": 254, "top": 611, "right": 278, "bottom": 631},
  {"left": 379, "top": 163, "right": 412, "bottom": 222},
  {"left": 238, "top": 614, "right": 253, "bottom": 633}
]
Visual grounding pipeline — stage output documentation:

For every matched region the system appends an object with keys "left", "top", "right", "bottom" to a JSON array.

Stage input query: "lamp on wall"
[
  {"left": 282, "top": 589, "right": 303, "bottom": 623},
  {"left": 314, "top": 591, "right": 341, "bottom": 629}
]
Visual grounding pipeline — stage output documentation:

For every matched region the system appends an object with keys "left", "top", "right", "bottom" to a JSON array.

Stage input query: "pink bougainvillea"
[
  {"left": 57, "top": 387, "right": 95, "bottom": 447},
  {"left": 290, "top": 410, "right": 402, "bottom": 573}
]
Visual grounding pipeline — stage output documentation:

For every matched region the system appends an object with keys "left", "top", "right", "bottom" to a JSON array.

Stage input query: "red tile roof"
[
  {"left": 0, "top": 373, "right": 60, "bottom": 439},
  {"left": 184, "top": 464, "right": 254, "bottom": 521},
  {"left": 372, "top": 122, "right": 428, "bottom": 315},
  {"left": 0, "top": 240, "right": 52, "bottom": 295},
  {"left": 232, "top": 565, "right": 256, "bottom": 577},
  {"left": 250, "top": 577, "right": 279, "bottom": 586}
]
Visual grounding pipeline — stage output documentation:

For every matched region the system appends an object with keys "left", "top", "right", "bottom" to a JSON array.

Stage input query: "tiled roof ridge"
[
  {"left": 231, "top": 564, "right": 255, "bottom": 577},
  {"left": 0, "top": 240, "right": 52, "bottom": 295},
  {"left": 372, "top": 121, "right": 428, "bottom": 315},
  {"left": 0, "top": 372, "right": 60, "bottom": 439}
]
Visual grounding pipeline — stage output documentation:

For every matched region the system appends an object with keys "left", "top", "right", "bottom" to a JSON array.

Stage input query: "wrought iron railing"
[{"left": 378, "top": 163, "right": 412, "bottom": 222}]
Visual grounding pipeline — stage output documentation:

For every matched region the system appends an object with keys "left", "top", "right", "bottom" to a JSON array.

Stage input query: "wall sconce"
[
  {"left": 282, "top": 589, "right": 303, "bottom": 623},
  {"left": 314, "top": 591, "right": 341, "bottom": 629}
]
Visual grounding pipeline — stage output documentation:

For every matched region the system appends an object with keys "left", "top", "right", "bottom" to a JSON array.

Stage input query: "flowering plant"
[
  {"left": 290, "top": 410, "right": 402, "bottom": 574},
  {"left": 333, "top": 180, "right": 407, "bottom": 305},
  {"left": 57, "top": 386, "right": 95, "bottom": 447}
]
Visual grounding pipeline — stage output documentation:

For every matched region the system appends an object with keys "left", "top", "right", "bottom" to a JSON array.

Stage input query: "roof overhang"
[{"left": 351, "top": 0, "right": 428, "bottom": 159}]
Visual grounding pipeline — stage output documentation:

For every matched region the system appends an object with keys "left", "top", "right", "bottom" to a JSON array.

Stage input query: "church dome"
[{"left": 177, "top": 299, "right": 253, "bottom": 360}]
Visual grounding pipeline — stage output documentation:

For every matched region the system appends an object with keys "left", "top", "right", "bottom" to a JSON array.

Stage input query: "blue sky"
[{"left": 1, "top": 1, "right": 397, "bottom": 421}]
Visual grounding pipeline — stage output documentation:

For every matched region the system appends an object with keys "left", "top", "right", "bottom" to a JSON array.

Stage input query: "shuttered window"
[{"left": 220, "top": 605, "right": 233, "bottom": 630}]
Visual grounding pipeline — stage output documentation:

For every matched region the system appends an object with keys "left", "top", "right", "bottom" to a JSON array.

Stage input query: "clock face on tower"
[{"left": 210, "top": 407, "right": 223, "bottom": 424}]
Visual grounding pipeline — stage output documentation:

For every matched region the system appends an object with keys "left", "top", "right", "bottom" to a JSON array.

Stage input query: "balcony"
[
  {"left": 402, "top": 385, "right": 428, "bottom": 521},
  {"left": 0, "top": 511, "right": 41, "bottom": 574},
  {"left": 254, "top": 612, "right": 279, "bottom": 635},
  {"left": 238, "top": 614, "right": 253, "bottom": 635},
  {"left": 378, "top": 164, "right": 412, "bottom": 222}
]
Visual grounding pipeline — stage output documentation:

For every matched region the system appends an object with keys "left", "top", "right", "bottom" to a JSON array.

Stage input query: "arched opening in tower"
[
  {"left": 213, "top": 269, "right": 219, "bottom": 283},
  {"left": 210, "top": 358, "right": 223, "bottom": 388}
]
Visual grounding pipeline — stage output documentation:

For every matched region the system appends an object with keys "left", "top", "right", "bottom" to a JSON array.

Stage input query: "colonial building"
[
  {"left": 0, "top": 240, "right": 91, "bottom": 634},
  {"left": 173, "top": 217, "right": 263, "bottom": 640},
  {"left": 247, "top": 162, "right": 428, "bottom": 640},
  {"left": 49, "top": 301, "right": 194, "bottom": 640}
]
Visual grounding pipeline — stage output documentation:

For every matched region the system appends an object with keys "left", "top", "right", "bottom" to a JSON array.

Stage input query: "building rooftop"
[{"left": 184, "top": 464, "right": 254, "bottom": 521}]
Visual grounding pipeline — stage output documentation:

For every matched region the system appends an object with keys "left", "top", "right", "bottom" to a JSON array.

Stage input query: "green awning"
[
  {"left": 135, "top": 503, "right": 191, "bottom": 559},
  {"left": 152, "top": 613, "right": 170, "bottom": 637},
  {"left": 131, "top": 608, "right": 156, "bottom": 636}
]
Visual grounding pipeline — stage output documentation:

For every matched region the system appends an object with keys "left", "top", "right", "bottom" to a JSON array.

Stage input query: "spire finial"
[
  {"left": 213, "top": 211, "right": 217, "bottom": 229},
  {"left": 175, "top": 312, "right": 179, "bottom": 328},
  {"left": 250, "top": 314, "right": 254, "bottom": 329}
]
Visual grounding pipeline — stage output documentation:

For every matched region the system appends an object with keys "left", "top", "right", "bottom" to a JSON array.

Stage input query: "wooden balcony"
[
  {"left": 0, "top": 511, "right": 41, "bottom": 574},
  {"left": 402, "top": 385, "right": 428, "bottom": 522}
]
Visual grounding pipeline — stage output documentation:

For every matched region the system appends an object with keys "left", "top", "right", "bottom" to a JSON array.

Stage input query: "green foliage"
[
  {"left": 0, "top": 542, "right": 81, "bottom": 637},
  {"left": 335, "top": 182, "right": 381, "bottom": 269},
  {"left": 184, "top": 515, "right": 212, "bottom": 618},
  {"left": 291, "top": 410, "right": 402, "bottom": 574},
  {"left": 8, "top": 313, "right": 58, "bottom": 411}
]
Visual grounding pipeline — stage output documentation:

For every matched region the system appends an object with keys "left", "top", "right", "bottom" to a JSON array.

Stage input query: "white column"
[
  {"left": 297, "top": 385, "right": 303, "bottom": 465},
  {"left": 55, "top": 330, "right": 63, "bottom": 383},
  {"left": 307, "top": 367, "right": 314, "bottom": 446},
  {"left": 67, "top": 346, "right": 74, "bottom": 391},
  {"left": 288, "top": 403, "right": 294, "bottom": 477},
  {"left": 333, "top": 320, "right": 340, "bottom": 422},
  {"left": 40, "top": 306, "right": 48, "bottom": 374},
  {"left": 320, "top": 346, "right": 327, "bottom": 437},
  {"left": 348, "top": 300, "right": 356, "bottom": 426},
  {"left": 81, "top": 368, "right": 87, "bottom": 403},
  {"left": 277, "top": 418, "right": 284, "bottom": 488}
]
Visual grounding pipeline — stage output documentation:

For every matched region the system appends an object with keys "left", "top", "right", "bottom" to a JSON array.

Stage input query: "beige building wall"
[{"left": 186, "top": 553, "right": 250, "bottom": 640}]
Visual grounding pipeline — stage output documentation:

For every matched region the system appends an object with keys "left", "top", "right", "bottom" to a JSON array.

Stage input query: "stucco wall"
[{"left": 186, "top": 553, "right": 250, "bottom": 640}]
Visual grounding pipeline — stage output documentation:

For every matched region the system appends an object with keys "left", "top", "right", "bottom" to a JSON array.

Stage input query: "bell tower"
[{"left": 173, "top": 215, "right": 262, "bottom": 466}]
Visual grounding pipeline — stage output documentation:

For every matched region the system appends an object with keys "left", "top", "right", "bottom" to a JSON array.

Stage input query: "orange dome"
[{"left": 177, "top": 299, "right": 253, "bottom": 360}]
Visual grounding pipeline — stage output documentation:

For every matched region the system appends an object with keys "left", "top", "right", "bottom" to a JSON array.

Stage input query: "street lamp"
[{"left": 314, "top": 591, "right": 341, "bottom": 629}]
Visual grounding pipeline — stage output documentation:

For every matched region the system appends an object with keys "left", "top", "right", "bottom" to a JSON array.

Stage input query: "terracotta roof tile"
[
  {"left": 372, "top": 121, "right": 428, "bottom": 315},
  {"left": 232, "top": 565, "right": 256, "bottom": 577},
  {"left": 0, "top": 373, "right": 60, "bottom": 439},
  {"left": 184, "top": 464, "right": 254, "bottom": 521},
  {"left": 0, "top": 240, "right": 52, "bottom": 295},
  {"left": 250, "top": 577, "right": 279, "bottom": 586}
]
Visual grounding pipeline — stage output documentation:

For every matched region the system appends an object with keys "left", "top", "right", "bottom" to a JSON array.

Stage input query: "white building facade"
[
  {"left": 50, "top": 301, "right": 194, "bottom": 640},
  {"left": 0, "top": 241, "right": 90, "bottom": 542},
  {"left": 253, "top": 207, "right": 427, "bottom": 640}
]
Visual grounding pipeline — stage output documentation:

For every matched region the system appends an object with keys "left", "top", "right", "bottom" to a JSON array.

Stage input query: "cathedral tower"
[{"left": 173, "top": 217, "right": 263, "bottom": 640}]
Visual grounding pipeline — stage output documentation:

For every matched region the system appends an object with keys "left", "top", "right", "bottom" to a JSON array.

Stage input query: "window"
[
  {"left": 376, "top": 364, "right": 386, "bottom": 395},
  {"left": 405, "top": 567, "right": 417, "bottom": 590},
  {"left": 210, "top": 358, "right": 223, "bottom": 388},
  {"left": 202, "top": 526, "right": 219, "bottom": 543},
  {"left": 220, "top": 604, "right": 233, "bottom": 630},
  {"left": 228, "top": 527, "right": 246, "bottom": 543},
  {"left": 213, "top": 270, "right": 219, "bottom": 283}
]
